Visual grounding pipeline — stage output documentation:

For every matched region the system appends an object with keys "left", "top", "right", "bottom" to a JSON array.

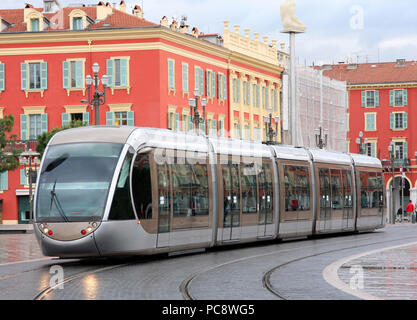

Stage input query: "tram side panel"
[
  {"left": 355, "top": 167, "right": 385, "bottom": 231},
  {"left": 277, "top": 160, "right": 314, "bottom": 238}
]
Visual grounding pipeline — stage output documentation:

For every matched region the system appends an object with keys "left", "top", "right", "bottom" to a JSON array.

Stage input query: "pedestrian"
[
  {"left": 405, "top": 200, "right": 414, "bottom": 223},
  {"left": 396, "top": 206, "right": 403, "bottom": 222}
]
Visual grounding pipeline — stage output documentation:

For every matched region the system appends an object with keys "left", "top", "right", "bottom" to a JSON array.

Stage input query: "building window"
[
  {"left": 168, "top": 59, "right": 175, "bottom": 90},
  {"left": 0, "top": 63, "right": 4, "bottom": 92},
  {"left": 106, "top": 111, "right": 134, "bottom": 126},
  {"left": 21, "top": 61, "right": 47, "bottom": 93},
  {"left": 361, "top": 90, "right": 379, "bottom": 107},
  {"left": 31, "top": 19, "right": 39, "bottom": 32},
  {"left": 63, "top": 60, "right": 84, "bottom": 89},
  {"left": 0, "top": 171, "right": 8, "bottom": 191},
  {"left": 364, "top": 142, "right": 376, "bottom": 158},
  {"left": 390, "top": 112, "right": 408, "bottom": 130},
  {"left": 390, "top": 89, "right": 408, "bottom": 106},
  {"left": 364, "top": 113, "right": 376, "bottom": 131},
  {"left": 194, "top": 66, "right": 204, "bottom": 96},
  {"left": 394, "top": 141, "right": 408, "bottom": 160},
  {"left": 73, "top": 17, "right": 82, "bottom": 30},
  {"left": 106, "top": 57, "right": 129, "bottom": 91},
  {"left": 218, "top": 74, "right": 227, "bottom": 100}
]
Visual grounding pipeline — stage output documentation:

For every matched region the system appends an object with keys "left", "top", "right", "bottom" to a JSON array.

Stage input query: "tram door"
[
  {"left": 156, "top": 162, "right": 171, "bottom": 247},
  {"left": 257, "top": 162, "right": 274, "bottom": 238},
  {"left": 221, "top": 163, "right": 241, "bottom": 241},
  {"left": 318, "top": 168, "right": 332, "bottom": 232},
  {"left": 342, "top": 170, "right": 353, "bottom": 230}
]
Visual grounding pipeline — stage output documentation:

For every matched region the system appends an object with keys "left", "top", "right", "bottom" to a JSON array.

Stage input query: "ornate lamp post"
[
  {"left": 356, "top": 131, "right": 367, "bottom": 154},
  {"left": 188, "top": 88, "right": 207, "bottom": 135},
  {"left": 265, "top": 107, "right": 279, "bottom": 145},
  {"left": 388, "top": 142, "right": 396, "bottom": 224},
  {"left": 81, "top": 62, "right": 109, "bottom": 125},
  {"left": 19, "top": 149, "right": 40, "bottom": 224},
  {"left": 315, "top": 125, "right": 328, "bottom": 149}
]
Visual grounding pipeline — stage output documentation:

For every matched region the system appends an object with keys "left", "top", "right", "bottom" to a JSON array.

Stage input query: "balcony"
[
  {"left": 381, "top": 158, "right": 411, "bottom": 172},
  {"left": 3, "top": 140, "right": 38, "bottom": 153}
]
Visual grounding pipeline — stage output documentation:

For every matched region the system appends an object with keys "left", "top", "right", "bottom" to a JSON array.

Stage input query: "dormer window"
[
  {"left": 31, "top": 18, "right": 40, "bottom": 32},
  {"left": 73, "top": 17, "right": 82, "bottom": 30}
]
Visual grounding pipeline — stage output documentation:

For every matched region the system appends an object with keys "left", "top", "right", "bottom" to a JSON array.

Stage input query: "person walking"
[{"left": 405, "top": 200, "right": 414, "bottom": 223}]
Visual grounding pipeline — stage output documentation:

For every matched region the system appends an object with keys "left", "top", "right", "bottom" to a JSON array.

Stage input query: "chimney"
[
  {"left": 119, "top": 0, "right": 126, "bottom": 13},
  {"left": 170, "top": 20, "right": 178, "bottom": 31},
  {"left": 160, "top": 16, "right": 168, "bottom": 27},
  {"left": 179, "top": 25, "right": 189, "bottom": 34},
  {"left": 132, "top": 5, "right": 143, "bottom": 19},
  {"left": 395, "top": 58, "right": 406, "bottom": 67},
  {"left": 192, "top": 27, "right": 199, "bottom": 38},
  {"left": 96, "top": 1, "right": 112, "bottom": 20}
]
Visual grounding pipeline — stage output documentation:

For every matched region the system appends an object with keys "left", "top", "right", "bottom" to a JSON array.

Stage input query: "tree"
[
  {"left": 36, "top": 120, "right": 85, "bottom": 157},
  {"left": 0, "top": 115, "right": 22, "bottom": 172}
]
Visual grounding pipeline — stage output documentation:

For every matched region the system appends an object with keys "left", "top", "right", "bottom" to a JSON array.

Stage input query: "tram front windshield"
[{"left": 36, "top": 142, "right": 123, "bottom": 222}]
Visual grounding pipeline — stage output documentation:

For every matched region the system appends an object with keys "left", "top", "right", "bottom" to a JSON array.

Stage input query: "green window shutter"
[
  {"left": 218, "top": 74, "right": 222, "bottom": 99},
  {"left": 0, "top": 171, "right": 8, "bottom": 191},
  {"left": 62, "top": 61, "right": 69, "bottom": 89},
  {"left": 106, "top": 59, "right": 113, "bottom": 87},
  {"left": 21, "top": 63, "right": 27, "bottom": 90},
  {"left": 120, "top": 58, "right": 128, "bottom": 87},
  {"left": 237, "top": 123, "right": 241, "bottom": 139},
  {"left": 247, "top": 83, "right": 250, "bottom": 106},
  {"left": 168, "top": 60, "right": 174, "bottom": 89},
  {"left": 390, "top": 113, "right": 394, "bottom": 129},
  {"left": 82, "top": 112, "right": 90, "bottom": 126},
  {"left": 175, "top": 113, "right": 179, "bottom": 131},
  {"left": 62, "top": 113, "right": 70, "bottom": 127},
  {"left": 211, "top": 72, "right": 215, "bottom": 98},
  {"left": 127, "top": 111, "right": 134, "bottom": 126},
  {"left": 75, "top": 60, "right": 83, "bottom": 88},
  {"left": 199, "top": 68, "right": 204, "bottom": 96},
  {"left": 182, "top": 64, "right": 188, "bottom": 92},
  {"left": 361, "top": 91, "right": 366, "bottom": 107},
  {"left": 375, "top": 91, "right": 379, "bottom": 107},
  {"left": 106, "top": 112, "right": 114, "bottom": 126},
  {"left": 403, "top": 112, "right": 408, "bottom": 129},
  {"left": 237, "top": 79, "right": 240, "bottom": 103},
  {"left": 0, "top": 63, "right": 4, "bottom": 91},
  {"left": 40, "top": 62, "right": 47, "bottom": 90},
  {"left": 403, "top": 89, "right": 408, "bottom": 106},
  {"left": 194, "top": 67, "right": 199, "bottom": 93},
  {"left": 212, "top": 119, "right": 217, "bottom": 136},
  {"left": 20, "top": 169, "right": 27, "bottom": 186},
  {"left": 389, "top": 90, "right": 394, "bottom": 106},
  {"left": 274, "top": 89, "right": 277, "bottom": 111},
  {"left": 219, "top": 120, "right": 223, "bottom": 137},
  {"left": 256, "top": 84, "right": 259, "bottom": 107},
  {"left": 223, "top": 75, "right": 227, "bottom": 100},
  {"left": 403, "top": 142, "right": 408, "bottom": 159},
  {"left": 232, "top": 79, "right": 236, "bottom": 102},
  {"left": 370, "top": 143, "right": 376, "bottom": 158},
  {"left": 20, "top": 114, "right": 28, "bottom": 140},
  {"left": 206, "top": 71, "right": 210, "bottom": 96},
  {"left": 41, "top": 113, "right": 48, "bottom": 134}
]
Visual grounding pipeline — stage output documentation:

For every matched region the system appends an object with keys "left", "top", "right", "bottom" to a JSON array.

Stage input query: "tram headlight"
[
  {"left": 86, "top": 227, "right": 93, "bottom": 233},
  {"left": 43, "top": 228, "right": 49, "bottom": 234}
]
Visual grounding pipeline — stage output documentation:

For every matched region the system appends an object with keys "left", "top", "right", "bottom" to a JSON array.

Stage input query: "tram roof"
[
  {"left": 208, "top": 137, "right": 273, "bottom": 158},
  {"left": 349, "top": 153, "right": 382, "bottom": 168},
  {"left": 49, "top": 126, "right": 136, "bottom": 146},
  {"left": 272, "top": 145, "right": 311, "bottom": 162},
  {"left": 308, "top": 148, "right": 353, "bottom": 166}
]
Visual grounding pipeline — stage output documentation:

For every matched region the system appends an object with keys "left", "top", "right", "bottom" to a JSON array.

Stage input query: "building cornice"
[
  {"left": 0, "top": 26, "right": 282, "bottom": 76},
  {"left": 348, "top": 82, "right": 417, "bottom": 90}
]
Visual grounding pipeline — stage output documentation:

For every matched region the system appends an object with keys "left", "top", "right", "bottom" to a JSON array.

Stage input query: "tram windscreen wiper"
[
  {"left": 49, "top": 180, "right": 69, "bottom": 222},
  {"left": 45, "top": 153, "right": 69, "bottom": 173}
]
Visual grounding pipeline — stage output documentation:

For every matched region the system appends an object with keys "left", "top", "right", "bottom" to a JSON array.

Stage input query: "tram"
[{"left": 33, "top": 126, "right": 385, "bottom": 258}]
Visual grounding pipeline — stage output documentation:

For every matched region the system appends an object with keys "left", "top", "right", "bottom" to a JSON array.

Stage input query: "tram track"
[{"left": 180, "top": 233, "right": 417, "bottom": 300}]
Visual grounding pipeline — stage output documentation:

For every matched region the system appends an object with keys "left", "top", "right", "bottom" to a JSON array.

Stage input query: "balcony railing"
[
  {"left": 3, "top": 140, "right": 38, "bottom": 153},
  {"left": 381, "top": 158, "right": 410, "bottom": 170}
]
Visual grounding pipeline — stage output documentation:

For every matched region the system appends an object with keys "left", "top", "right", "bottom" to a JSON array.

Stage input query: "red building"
[
  {"left": 0, "top": 1, "right": 283, "bottom": 224},
  {"left": 322, "top": 60, "right": 417, "bottom": 219}
]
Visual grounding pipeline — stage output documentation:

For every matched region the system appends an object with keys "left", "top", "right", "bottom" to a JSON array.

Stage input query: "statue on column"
[{"left": 280, "top": 0, "right": 306, "bottom": 33}]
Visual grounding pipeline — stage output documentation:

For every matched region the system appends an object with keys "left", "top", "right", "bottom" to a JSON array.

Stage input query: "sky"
[{"left": 2, "top": 0, "right": 417, "bottom": 65}]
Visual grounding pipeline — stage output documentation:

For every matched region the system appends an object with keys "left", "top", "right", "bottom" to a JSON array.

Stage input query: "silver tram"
[{"left": 33, "top": 126, "right": 385, "bottom": 258}]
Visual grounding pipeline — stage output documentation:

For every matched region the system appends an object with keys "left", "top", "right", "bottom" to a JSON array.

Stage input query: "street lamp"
[
  {"left": 265, "top": 106, "right": 279, "bottom": 145},
  {"left": 19, "top": 149, "right": 40, "bottom": 224},
  {"left": 315, "top": 125, "right": 328, "bottom": 149},
  {"left": 81, "top": 62, "right": 109, "bottom": 125},
  {"left": 188, "top": 88, "right": 207, "bottom": 135},
  {"left": 388, "top": 142, "right": 396, "bottom": 224},
  {"left": 356, "top": 131, "right": 367, "bottom": 154}
]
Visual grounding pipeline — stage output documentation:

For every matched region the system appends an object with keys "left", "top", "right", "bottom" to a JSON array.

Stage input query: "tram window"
[
  {"left": 342, "top": 170, "right": 353, "bottom": 209},
  {"left": 191, "top": 163, "right": 209, "bottom": 216},
  {"left": 241, "top": 163, "right": 257, "bottom": 214},
  {"left": 360, "top": 171, "right": 380, "bottom": 209},
  {"left": 377, "top": 173, "right": 384, "bottom": 208},
  {"left": 284, "top": 165, "right": 310, "bottom": 212},
  {"left": 331, "top": 170, "right": 343, "bottom": 210},
  {"left": 259, "top": 163, "right": 273, "bottom": 212},
  {"left": 172, "top": 164, "right": 192, "bottom": 217},
  {"left": 132, "top": 153, "right": 153, "bottom": 220},
  {"left": 109, "top": 149, "right": 136, "bottom": 220},
  {"left": 222, "top": 162, "right": 240, "bottom": 226},
  {"left": 157, "top": 163, "right": 170, "bottom": 232}
]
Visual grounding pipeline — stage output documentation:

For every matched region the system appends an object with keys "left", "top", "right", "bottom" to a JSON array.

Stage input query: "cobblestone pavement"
[
  {"left": 0, "top": 224, "right": 417, "bottom": 300},
  {"left": 0, "top": 233, "right": 46, "bottom": 265},
  {"left": 338, "top": 236, "right": 417, "bottom": 299}
]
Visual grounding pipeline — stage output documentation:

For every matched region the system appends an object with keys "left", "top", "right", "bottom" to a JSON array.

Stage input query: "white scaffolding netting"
[{"left": 294, "top": 66, "right": 347, "bottom": 152}]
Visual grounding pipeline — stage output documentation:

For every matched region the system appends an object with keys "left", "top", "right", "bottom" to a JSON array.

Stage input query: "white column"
[{"left": 289, "top": 32, "right": 296, "bottom": 146}]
